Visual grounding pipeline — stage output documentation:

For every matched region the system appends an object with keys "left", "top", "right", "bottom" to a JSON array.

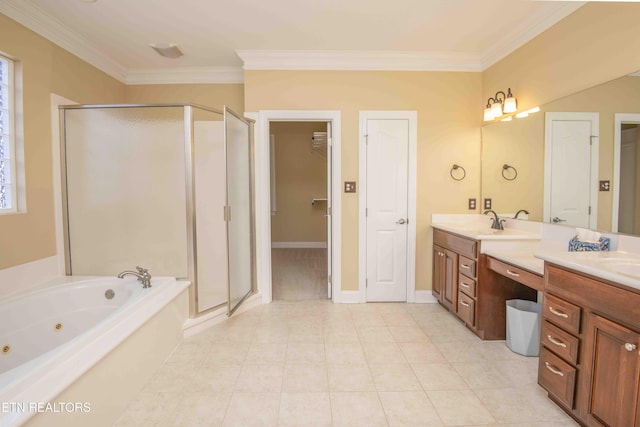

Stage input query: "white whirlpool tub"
[{"left": 0, "top": 276, "right": 190, "bottom": 427}]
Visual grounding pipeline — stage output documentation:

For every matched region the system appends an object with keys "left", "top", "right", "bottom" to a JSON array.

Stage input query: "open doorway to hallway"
[{"left": 269, "top": 121, "right": 331, "bottom": 300}]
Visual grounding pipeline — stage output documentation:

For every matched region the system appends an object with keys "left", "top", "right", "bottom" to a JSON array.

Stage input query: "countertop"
[
  {"left": 535, "top": 250, "right": 640, "bottom": 292},
  {"left": 431, "top": 223, "right": 542, "bottom": 241}
]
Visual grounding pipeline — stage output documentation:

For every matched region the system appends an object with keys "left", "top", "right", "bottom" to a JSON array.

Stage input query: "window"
[{"left": 0, "top": 55, "right": 15, "bottom": 212}]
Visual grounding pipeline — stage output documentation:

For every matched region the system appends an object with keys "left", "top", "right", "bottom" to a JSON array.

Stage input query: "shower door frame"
[{"left": 58, "top": 103, "right": 256, "bottom": 318}]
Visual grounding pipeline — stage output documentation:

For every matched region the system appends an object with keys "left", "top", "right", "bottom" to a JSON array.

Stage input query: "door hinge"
[
  {"left": 328, "top": 275, "right": 332, "bottom": 284},
  {"left": 366, "top": 278, "right": 368, "bottom": 288},
  {"left": 364, "top": 134, "right": 368, "bottom": 144},
  {"left": 589, "top": 206, "right": 592, "bottom": 215},
  {"left": 590, "top": 135, "right": 598, "bottom": 145},
  {"left": 328, "top": 207, "right": 332, "bottom": 216}
]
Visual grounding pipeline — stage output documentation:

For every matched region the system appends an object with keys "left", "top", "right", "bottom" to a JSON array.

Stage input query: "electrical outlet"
[
  {"left": 468, "top": 198, "right": 476, "bottom": 210},
  {"left": 344, "top": 181, "right": 356, "bottom": 193},
  {"left": 599, "top": 180, "right": 610, "bottom": 191},
  {"left": 484, "top": 198, "right": 492, "bottom": 210}
]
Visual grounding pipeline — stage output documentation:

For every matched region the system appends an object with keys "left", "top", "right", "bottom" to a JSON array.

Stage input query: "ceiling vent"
[{"left": 150, "top": 43, "right": 183, "bottom": 59}]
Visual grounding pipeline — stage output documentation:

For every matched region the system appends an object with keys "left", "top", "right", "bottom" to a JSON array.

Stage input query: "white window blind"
[{"left": 0, "top": 55, "right": 15, "bottom": 212}]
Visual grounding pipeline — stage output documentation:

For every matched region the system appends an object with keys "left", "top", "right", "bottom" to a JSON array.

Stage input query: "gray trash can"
[{"left": 506, "top": 299, "right": 541, "bottom": 356}]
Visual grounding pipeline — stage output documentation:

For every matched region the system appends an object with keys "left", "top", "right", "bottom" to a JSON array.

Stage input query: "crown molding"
[
  {"left": 126, "top": 67, "right": 244, "bottom": 85},
  {"left": 481, "top": 2, "right": 585, "bottom": 69},
  {"left": 0, "top": 0, "right": 128, "bottom": 82},
  {"left": 236, "top": 50, "right": 484, "bottom": 72}
]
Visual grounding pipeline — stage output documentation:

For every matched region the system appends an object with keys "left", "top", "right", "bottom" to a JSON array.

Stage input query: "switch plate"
[
  {"left": 468, "top": 198, "right": 476, "bottom": 210},
  {"left": 599, "top": 180, "right": 610, "bottom": 191},
  {"left": 484, "top": 198, "right": 492, "bottom": 210},
  {"left": 344, "top": 181, "right": 357, "bottom": 193}
]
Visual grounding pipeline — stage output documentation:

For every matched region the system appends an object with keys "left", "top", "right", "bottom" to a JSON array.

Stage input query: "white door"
[
  {"left": 544, "top": 112, "right": 599, "bottom": 229},
  {"left": 365, "top": 119, "right": 409, "bottom": 302},
  {"left": 326, "top": 122, "right": 333, "bottom": 298}
]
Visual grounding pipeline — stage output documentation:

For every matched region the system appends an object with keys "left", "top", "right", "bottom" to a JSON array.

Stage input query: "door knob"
[
  {"left": 396, "top": 218, "right": 407, "bottom": 225},
  {"left": 552, "top": 217, "right": 566, "bottom": 223}
]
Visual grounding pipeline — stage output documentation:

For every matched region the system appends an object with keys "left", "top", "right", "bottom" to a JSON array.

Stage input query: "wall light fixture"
[{"left": 483, "top": 88, "right": 517, "bottom": 121}]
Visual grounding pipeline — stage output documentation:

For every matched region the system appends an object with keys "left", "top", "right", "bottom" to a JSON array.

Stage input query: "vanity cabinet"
[
  {"left": 541, "top": 263, "right": 640, "bottom": 426},
  {"left": 432, "top": 245, "right": 458, "bottom": 311},
  {"left": 432, "top": 229, "right": 536, "bottom": 339}
]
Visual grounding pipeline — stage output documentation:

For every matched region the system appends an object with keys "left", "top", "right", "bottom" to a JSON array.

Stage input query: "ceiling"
[{"left": 0, "top": 0, "right": 587, "bottom": 83}]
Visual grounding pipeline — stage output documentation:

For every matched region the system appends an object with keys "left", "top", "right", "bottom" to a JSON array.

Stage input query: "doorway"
[
  {"left": 269, "top": 121, "right": 331, "bottom": 300},
  {"left": 613, "top": 113, "right": 640, "bottom": 234},
  {"left": 544, "top": 112, "right": 599, "bottom": 229}
]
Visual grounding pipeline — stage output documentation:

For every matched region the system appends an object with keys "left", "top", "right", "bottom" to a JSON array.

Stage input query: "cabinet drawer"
[
  {"left": 458, "top": 274, "right": 476, "bottom": 298},
  {"left": 487, "top": 257, "right": 543, "bottom": 292},
  {"left": 433, "top": 229, "right": 477, "bottom": 259},
  {"left": 459, "top": 256, "right": 476, "bottom": 278},
  {"left": 543, "top": 293, "right": 581, "bottom": 335},
  {"left": 457, "top": 292, "right": 475, "bottom": 326},
  {"left": 541, "top": 321, "right": 580, "bottom": 365},
  {"left": 539, "top": 347, "right": 577, "bottom": 409}
]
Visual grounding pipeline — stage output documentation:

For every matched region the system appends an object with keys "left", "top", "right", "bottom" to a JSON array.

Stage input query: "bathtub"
[{"left": 0, "top": 276, "right": 189, "bottom": 427}]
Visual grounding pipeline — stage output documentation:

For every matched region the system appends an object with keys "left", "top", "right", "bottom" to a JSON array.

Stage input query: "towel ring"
[
  {"left": 450, "top": 164, "right": 466, "bottom": 181},
  {"left": 502, "top": 164, "right": 518, "bottom": 181}
]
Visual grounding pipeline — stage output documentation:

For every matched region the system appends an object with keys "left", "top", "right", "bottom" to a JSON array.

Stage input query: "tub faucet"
[
  {"left": 117, "top": 266, "right": 152, "bottom": 288},
  {"left": 514, "top": 209, "right": 529, "bottom": 219},
  {"left": 484, "top": 210, "right": 505, "bottom": 230}
]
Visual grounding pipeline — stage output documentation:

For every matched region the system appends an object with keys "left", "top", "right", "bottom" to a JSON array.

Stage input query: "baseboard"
[
  {"left": 0, "top": 256, "right": 60, "bottom": 298},
  {"left": 182, "top": 293, "right": 263, "bottom": 338},
  {"left": 414, "top": 290, "right": 439, "bottom": 303},
  {"left": 335, "top": 290, "right": 363, "bottom": 303},
  {"left": 272, "top": 242, "right": 328, "bottom": 249}
]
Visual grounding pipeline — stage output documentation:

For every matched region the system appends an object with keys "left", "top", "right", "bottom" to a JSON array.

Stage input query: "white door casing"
[
  {"left": 326, "top": 121, "right": 333, "bottom": 299},
  {"left": 613, "top": 113, "right": 640, "bottom": 232},
  {"left": 250, "top": 110, "right": 341, "bottom": 304},
  {"left": 544, "top": 112, "right": 599, "bottom": 229},
  {"left": 359, "top": 111, "right": 417, "bottom": 303}
]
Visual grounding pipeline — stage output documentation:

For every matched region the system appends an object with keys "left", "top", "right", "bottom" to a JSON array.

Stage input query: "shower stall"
[{"left": 59, "top": 104, "right": 255, "bottom": 316}]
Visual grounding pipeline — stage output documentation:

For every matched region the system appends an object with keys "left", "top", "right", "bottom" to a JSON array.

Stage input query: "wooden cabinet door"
[
  {"left": 432, "top": 245, "right": 445, "bottom": 301},
  {"left": 442, "top": 248, "right": 458, "bottom": 312},
  {"left": 582, "top": 314, "right": 640, "bottom": 427}
]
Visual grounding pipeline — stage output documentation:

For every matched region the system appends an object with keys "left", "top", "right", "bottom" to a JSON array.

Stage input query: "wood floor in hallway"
[{"left": 271, "top": 248, "right": 328, "bottom": 301}]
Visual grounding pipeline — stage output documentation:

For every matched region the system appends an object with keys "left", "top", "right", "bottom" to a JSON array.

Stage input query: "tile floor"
[{"left": 113, "top": 301, "right": 579, "bottom": 427}]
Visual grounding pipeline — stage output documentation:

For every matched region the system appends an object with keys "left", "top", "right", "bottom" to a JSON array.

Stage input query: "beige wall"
[
  {"left": 245, "top": 70, "right": 483, "bottom": 291},
  {"left": 483, "top": 2, "right": 640, "bottom": 113},
  {"left": 0, "top": 13, "right": 125, "bottom": 270},
  {"left": 270, "top": 122, "right": 328, "bottom": 243},
  {"left": 126, "top": 84, "right": 244, "bottom": 113}
]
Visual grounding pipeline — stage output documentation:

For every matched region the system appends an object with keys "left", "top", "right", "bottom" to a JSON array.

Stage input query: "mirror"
[{"left": 481, "top": 71, "right": 640, "bottom": 233}]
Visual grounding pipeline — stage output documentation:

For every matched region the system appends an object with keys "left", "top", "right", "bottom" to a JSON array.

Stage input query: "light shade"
[
  {"left": 491, "top": 102, "right": 503, "bottom": 118},
  {"left": 483, "top": 107, "right": 493, "bottom": 121},
  {"left": 503, "top": 95, "right": 517, "bottom": 113}
]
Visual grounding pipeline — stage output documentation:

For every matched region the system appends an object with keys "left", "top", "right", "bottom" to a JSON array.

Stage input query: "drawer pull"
[
  {"left": 461, "top": 264, "right": 471, "bottom": 270},
  {"left": 460, "top": 282, "right": 470, "bottom": 288},
  {"left": 506, "top": 269, "right": 520, "bottom": 277},
  {"left": 547, "top": 335, "right": 567, "bottom": 348},
  {"left": 545, "top": 362, "right": 565, "bottom": 377},
  {"left": 625, "top": 343, "right": 637, "bottom": 352},
  {"left": 549, "top": 306, "right": 569, "bottom": 318},
  {"left": 460, "top": 301, "right": 470, "bottom": 307}
]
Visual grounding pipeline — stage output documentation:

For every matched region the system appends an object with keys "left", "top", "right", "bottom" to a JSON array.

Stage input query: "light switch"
[
  {"left": 344, "top": 181, "right": 356, "bottom": 193},
  {"left": 599, "top": 180, "right": 610, "bottom": 191}
]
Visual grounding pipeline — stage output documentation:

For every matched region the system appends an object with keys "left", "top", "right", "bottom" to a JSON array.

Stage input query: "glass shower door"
[{"left": 225, "top": 106, "right": 254, "bottom": 315}]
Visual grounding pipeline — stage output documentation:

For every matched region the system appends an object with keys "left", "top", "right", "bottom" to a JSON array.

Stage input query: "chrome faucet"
[
  {"left": 117, "top": 266, "right": 152, "bottom": 288},
  {"left": 484, "top": 210, "right": 505, "bottom": 230},
  {"left": 514, "top": 209, "right": 529, "bottom": 219}
]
